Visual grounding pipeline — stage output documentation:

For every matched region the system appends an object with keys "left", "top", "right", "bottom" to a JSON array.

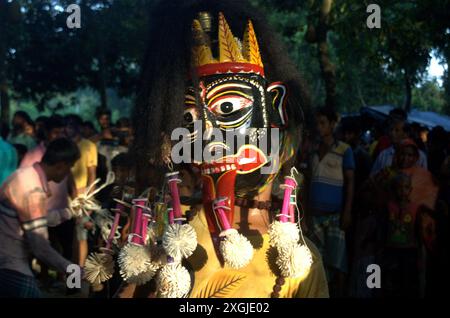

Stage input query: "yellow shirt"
[
  {"left": 186, "top": 208, "right": 329, "bottom": 298},
  {"left": 71, "top": 138, "right": 97, "bottom": 191}
]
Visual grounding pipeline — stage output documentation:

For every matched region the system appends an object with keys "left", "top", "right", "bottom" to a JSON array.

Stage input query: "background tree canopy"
[{"left": 0, "top": 0, "right": 449, "bottom": 124}]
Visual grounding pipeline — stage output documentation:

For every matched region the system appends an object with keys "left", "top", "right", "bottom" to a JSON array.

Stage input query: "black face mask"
[{"left": 183, "top": 73, "right": 288, "bottom": 197}]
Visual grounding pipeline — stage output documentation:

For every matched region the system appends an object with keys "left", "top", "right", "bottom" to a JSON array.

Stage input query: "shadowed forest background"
[{"left": 0, "top": 0, "right": 449, "bottom": 125}]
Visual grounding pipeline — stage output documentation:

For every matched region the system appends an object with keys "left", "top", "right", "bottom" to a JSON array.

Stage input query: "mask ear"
[{"left": 267, "top": 82, "right": 288, "bottom": 129}]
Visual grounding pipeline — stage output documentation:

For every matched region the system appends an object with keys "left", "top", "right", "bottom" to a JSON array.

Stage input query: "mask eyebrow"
[
  {"left": 185, "top": 94, "right": 196, "bottom": 106},
  {"left": 207, "top": 90, "right": 253, "bottom": 107},
  {"left": 206, "top": 83, "right": 252, "bottom": 99}
]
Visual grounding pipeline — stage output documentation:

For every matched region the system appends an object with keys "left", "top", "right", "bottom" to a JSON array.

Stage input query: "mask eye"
[
  {"left": 183, "top": 107, "right": 198, "bottom": 125},
  {"left": 209, "top": 96, "right": 253, "bottom": 116}
]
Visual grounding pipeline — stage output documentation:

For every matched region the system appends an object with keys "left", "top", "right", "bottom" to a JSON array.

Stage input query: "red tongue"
[
  {"left": 235, "top": 146, "right": 267, "bottom": 173},
  {"left": 202, "top": 145, "right": 268, "bottom": 173},
  {"left": 200, "top": 145, "right": 268, "bottom": 234},
  {"left": 202, "top": 169, "right": 237, "bottom": 235}
]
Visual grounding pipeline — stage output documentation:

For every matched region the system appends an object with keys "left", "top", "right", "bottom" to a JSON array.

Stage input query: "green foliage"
[
  {"left": 254, "top": 0, "right": 449, "bottom": 114},
  {"left": 10, "top": 87, "right": 132, "bottom": 123},
  {"left": 412, "top": 78, "right": 446, "bottom": 113},
  {"left": 1, "top": 0, "right": 449, "bottom": 120}
]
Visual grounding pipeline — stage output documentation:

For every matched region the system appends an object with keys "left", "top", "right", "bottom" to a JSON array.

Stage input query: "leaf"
[{"left": 193, "top": 271, "right": 247, "bottom": 298}]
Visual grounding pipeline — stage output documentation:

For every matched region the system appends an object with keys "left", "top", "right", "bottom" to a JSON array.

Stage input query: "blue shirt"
[
  {"left": 309, "top": 141, "right": 355, "bottom": 215},
  {"left": 0, "top": 138, "right": 18, "bottom": 186}
]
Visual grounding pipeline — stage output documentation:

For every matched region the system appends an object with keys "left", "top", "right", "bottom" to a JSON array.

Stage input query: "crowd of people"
[
  {"left": 0, "top": 105, "right": 448, "bottom": 298},
  {"left": 0, "top": 108, "right": 134, "bottom": 297},
  {"left": 297, "top": 107, "right": 449, "bottom": 298}
]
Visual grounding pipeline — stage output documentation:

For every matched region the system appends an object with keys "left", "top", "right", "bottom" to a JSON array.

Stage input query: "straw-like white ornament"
[
  {"left": 156, "top": 263, "right": 191, "bottom": 298},
  {"left": 84, "top": 252, "right": 114, "bottom": 285},
  {"left": 276, "top": 243, "right": 313, "bottom": 279},
  {"left": 118, "top": 243, "right": 158, "bottom": 285},
  {"left": 268, "top": 221, "right": 300, "bottom": 248},
  {"left": 162, "top": 223, "right": 197, "bottom": 260},
  {"left": 219, "top": 229, "right": 254, "bottom": 269},
  {"left": 69, "top": 172, "right": 115, "bottom": 217}
]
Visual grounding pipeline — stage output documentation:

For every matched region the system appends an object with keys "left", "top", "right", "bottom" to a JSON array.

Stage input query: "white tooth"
[
  {"left": 220, "top": 166, "right": 226, "bottom": 172},
  {"left": 231, "top": 164, "right": 236, "bottom": 169},
  {"left": 226, "top": 165, "right": 231, "bottom": 171}
]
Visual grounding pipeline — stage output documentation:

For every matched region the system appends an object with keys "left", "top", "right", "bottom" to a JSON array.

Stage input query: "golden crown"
[{"left": 192, "top": 12, "right": 265, "bottom": 77}]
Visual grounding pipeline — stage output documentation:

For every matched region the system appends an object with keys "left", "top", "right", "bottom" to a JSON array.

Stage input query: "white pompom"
[
  {"left": 84, "top": 252, "right": 114, "bottom": 285},
  {"left": 162, "top": 223, "right": 197, "bottom": 260},
  {"left": 219, "top": 229, "right": 254, "bottom": 269},
  {"left": 268, "top": 221, "right": 300, "bottom": 248},
  {"left": 156, "top": 263, "right": 191, "bottom": 298},
  {"left": 118, "top": 244, "right": 158, "bottom": 285},
  {"left": 276, "top": 244, "right": 313, "bottom": 279},
  {"left": 125, "top": 268, "right": 158, "bottom": 286}
]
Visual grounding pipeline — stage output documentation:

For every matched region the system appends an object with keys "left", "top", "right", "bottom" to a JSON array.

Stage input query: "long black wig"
[{"left": 132, "top": 0, "right": 312, "bottom": 192}]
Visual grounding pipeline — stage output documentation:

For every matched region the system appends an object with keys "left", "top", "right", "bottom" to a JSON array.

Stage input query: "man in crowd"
[
  {"left": 308, "top": 107, "right": 355, "bottom": 297},
  {"left": 20, "top": 116, "right": 76, "bottom": 285},
  {"left": 65, "top": 115, "right": 98, "bottom": 268},
  {"left": 0, "top": 138, "right": 80, "bottom": 297}
]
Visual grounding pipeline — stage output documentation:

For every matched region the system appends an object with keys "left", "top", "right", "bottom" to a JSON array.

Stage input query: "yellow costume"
[{"left": 186, "top": 208, "right": 329, "bottom": 298}]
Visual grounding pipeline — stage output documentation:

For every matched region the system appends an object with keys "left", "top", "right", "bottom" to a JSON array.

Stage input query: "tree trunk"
[
  {"left": 98, "top": 53, "right": 108, "bottom": 109},
  {"left": 91, "top": 7, "right": 108, "bottom": 110},
  {"left": 306, "top": 0, "right": 336, "bottom": 109},
  {"left": 0, "top": 81, "right": 9, "bottom": 125},
  {"left": 404, "top": 70, "right": 412, "bottom": 113},
  {"left": 356, "top": 82, "right": 367, "bottom": 107},
  {"left": 318, "top": 41, "right": 336, "bottom": 109},
  {"left": 443, "top": 48, "right": 450, "bottom": 115}
]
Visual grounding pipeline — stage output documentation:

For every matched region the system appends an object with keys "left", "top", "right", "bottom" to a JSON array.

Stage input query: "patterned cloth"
[
  {"left": 310, "top": 214, "right": 348, "bottom": 273},
  {"left": 309, "top": 141, "right": 355, "bottom": 215},
  {"left": 0, "top": 269, "right": 41, "bottom": 298}
]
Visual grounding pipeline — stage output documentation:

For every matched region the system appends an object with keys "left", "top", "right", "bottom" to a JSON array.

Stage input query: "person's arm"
[
  {"left": 67, "top": 172, "right": 77, "bottom": 199},
  {"left": 24, "top": 225, "right": 73, "bottom": 273},
  {"left": 295, "top": 238, "right": 329, "bottom": 298},
  {"left": 419, "top": 150, "right": 428, "bottom": 169},
  {"left": 370, "top": 151, "right": 383, "bottom": 176},
  {"left": 341, "top": 147, "right": 355, "bottom": 231},
  {"left": 21, "top": 191, "right": 73, "bottom": 274},
  {"left": 86, "top": 141, "right": 98, "bottom": 188},
  {"left": 87, "top": 166, "right": 97, "bottom": 188},
  {"left": 342, "top": 169, "right": 354, "bottom": 231},
  {"left": 47, "top": 208, "right": 72, "bottom": 227}
]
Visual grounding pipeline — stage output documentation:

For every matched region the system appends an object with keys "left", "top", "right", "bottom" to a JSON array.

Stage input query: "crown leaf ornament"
[
  {"left": 242, "top": 19, "right": 263, "bottom": 68},
  {"left": 192, "top": 12, "right": 264, "bottom": 77}
]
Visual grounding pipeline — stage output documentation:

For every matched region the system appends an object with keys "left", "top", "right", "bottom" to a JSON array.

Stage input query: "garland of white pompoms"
[
  {"left": 83, "top": 200, "right": 129, "bottom": 285},
  {"left": 214, "top": 197, "right": 254, "bottom": 269},
  {"left": 156, "top": 171, "right": 197, "bottom": 298},
  {"left": 118, "top": 199, "right": 160, "bottom": 285},
  {"left": 268, "top": 168, "right": 312, "bottom": 278}
]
